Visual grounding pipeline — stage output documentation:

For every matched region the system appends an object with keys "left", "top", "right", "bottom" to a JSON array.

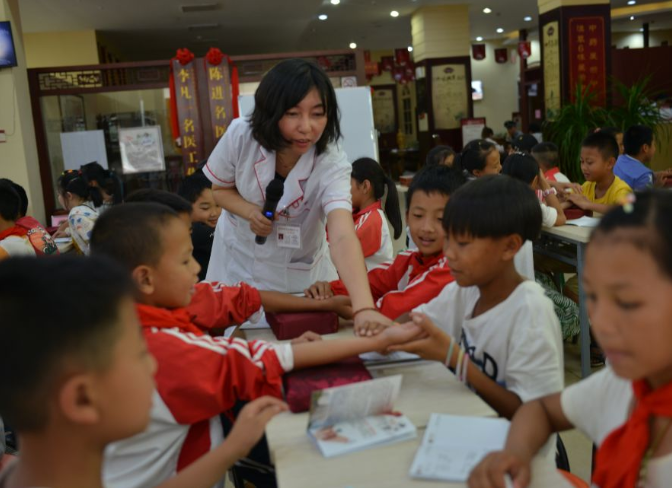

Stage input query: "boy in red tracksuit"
[
  {"left": 305, "top": 165, "right": 465, "bottom": 320},
  {"left": 90, "top": 202, "right": 421, "bottom": 488}
]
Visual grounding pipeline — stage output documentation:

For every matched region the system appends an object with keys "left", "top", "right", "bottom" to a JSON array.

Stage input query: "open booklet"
[
  {"left": 409, "top": 414, "right": 510, "bottom": 482},
  {"left": 565, "top": 216, "right": 600, "bottom": 228},
  {"left": 307, "top": 375, "right": 417, "bottom": 458}
]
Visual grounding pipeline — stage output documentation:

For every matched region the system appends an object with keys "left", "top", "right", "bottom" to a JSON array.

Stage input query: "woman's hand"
[
  {"left": 387, "top": 312, "right": 452, "bottom": 363},
  {"left": 304, "top": 281, "right": 334, "bottom": 299},
  {"left": 247, "top": 207, "right": 274, "bottom": 237},
  {"left": 353, "top": 309, "right": 392, "bottom": 336},
  {"left": 468, "top": 451, "right": 532, "bottom": 488}
]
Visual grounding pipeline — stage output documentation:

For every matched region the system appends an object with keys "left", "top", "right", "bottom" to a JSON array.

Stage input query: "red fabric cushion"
[
  {"left": 266, "top": 312, "right": 338, "bottom": 340},
  {"left": 282, "top": 356, "right": 372, "bottom": 413},
  {"left": 564, "top": 207, "right": 588, "bottom": 220}
]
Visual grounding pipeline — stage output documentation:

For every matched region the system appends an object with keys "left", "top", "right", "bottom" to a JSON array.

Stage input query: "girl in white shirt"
[
  {"left": 56, "top": 170, "right": 102, "bottom": 255},
  {"left": 469, "top": 190, "right": 672, "bottom": 488}
]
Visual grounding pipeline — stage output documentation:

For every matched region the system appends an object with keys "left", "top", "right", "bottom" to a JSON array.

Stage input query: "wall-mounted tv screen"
[
  {"left": 471, "top": 80, "right": 483, "bottom": 101},
  {"left": 0, "top": 21, "right": 18, "bottom": 68}
]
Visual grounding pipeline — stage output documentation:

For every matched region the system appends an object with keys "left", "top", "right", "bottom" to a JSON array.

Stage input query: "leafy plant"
[{"left": 545, "top": 84, "right": 609, "bottom": 183}]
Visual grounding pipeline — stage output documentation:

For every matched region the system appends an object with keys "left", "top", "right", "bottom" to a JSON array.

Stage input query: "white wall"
[
  {"left": 470, "top": 41, "right": 520, "bottom": 138},
  {"left": 612, "top": 29, "right": 672, "bottom": 49}
]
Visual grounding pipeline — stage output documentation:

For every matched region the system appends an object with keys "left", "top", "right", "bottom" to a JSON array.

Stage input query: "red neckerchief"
[
  {"left": 544, "top": 167, "right": 561, "bottom": 181},
  {"left": 410, "top": 251, "right": 444, "bottom": 281},
  {"left": 353, "top": 200, "right": 383, "bottom": 222},
  {"left": 593, "top": 379, "right": 672, "bottom": 488},
  {"left": 0, "top": 225, "right": 28, "bottom": 241},
  {"left": 136, "top": 303, "right": 204, "bottom": 336}
]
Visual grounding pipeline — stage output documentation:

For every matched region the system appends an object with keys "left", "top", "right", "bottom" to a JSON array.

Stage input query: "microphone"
[{"left": 255, "top": 178, "right": 285, "bottom": 245}]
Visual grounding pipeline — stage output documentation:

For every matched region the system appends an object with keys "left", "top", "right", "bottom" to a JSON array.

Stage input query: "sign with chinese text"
[
  {"left": 543, "top": 21, "right": 561, "bottom": 120},
  {"left": 431, "top": 64, "right": 468, "bottom": 130},
  {"left": 172, "top": 59, "right": 205, "bottom": 175},
  {"left": 568, "top": 17, "right": 606, "bottom": 106},
  {"left": 205, "top": 60, "right": 233, "bottom": 148}
]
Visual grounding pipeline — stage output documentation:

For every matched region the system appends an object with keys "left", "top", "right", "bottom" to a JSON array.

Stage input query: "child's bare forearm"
[
  {"left": 292, "top": 336, "right": 382, "bottom": 369},
  {"left": 586, "top": 202, "right": 613, "bottom": 215},
  {"left": 259, "top": 290, "right": 330, "bottom": 313},
  {"left": 464, "top": 362, "right": 522, "bottom": 419},
  {"left": 156, "top": 441, "right": 242, "bottom": 488}
]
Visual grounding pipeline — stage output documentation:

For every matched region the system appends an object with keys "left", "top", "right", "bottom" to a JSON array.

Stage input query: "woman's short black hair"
[
  {"left": 593, "top": 190, "right": 672, "bottom": 281},
  {"left": 502, "top": 153, "right": 540, "bottom": 185},
  {"left": 443, "top": 175, "right": 541, "bottom": 242},
  {"left": 461, "top": 139, "right": 497, "bottom": 176},
  {"left": 250, "top": 58, "right": 341, "bottom": 155}
]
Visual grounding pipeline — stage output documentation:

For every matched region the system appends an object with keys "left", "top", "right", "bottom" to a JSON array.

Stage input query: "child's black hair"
[
  {"left": 502, "top": 153, "right": 540, "bottom": 185},
  {"left": 177, "top": 172, "right": 213, "bottom": 204},
  {"left": 593, "top": 190, "right": 672, "bottom": 280},
  {"left": 481, "top": 126, "right": 494, "bottom": 138},
  {"left": 461, "top": 139, "right": 497, "bottom": 176},
  {"left": 91, "top": 202, "right": 181, "bottom": 271},
  {"left": 57, "top": 170, "right": 104, "bottom": 208},
  {"left": 597, "top": 126, "right": 622, "bottom": 139},
  {"left": 351, "top": 158, "right": 402, "bottom": 239},
  {"left": 406, "top": 165, "right": 467, "bottom": 208},
  {"left": 251, "top": 58, "right": 341, "bottom": 156},
  {"left": 81, "top": 162, "right": 124, "bottom": 205},
  {"left": 0, "top": 255, "right": 134, "bottom": 431},
  {"left": 623, "top": 125, "right": 654, "bottom": 157},
  {"left": 531, "top": 142, "right": 560, "bottom": 169},
  {"left": 125, "top": 189, "right": 192, "bottom": 214},
  {"left": 0, "top": 179, "right": 28, "bottom": 218},
  {"left": 425, "top": 145, "right": 456, "bottom": 167},
  {"left": 581, "top": 131, "right": 619, "bottom": 162},
  {"left": 443, "top": 175, "right": 541, "bottom": 243},
  {"left": 0, "top": 180, "right": 21, "bottom": 222}
]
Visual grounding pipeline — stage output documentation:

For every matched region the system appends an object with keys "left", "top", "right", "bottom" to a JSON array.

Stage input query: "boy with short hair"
[
  {"left": 0, "top": 256, "right": 292, "bottom": 488},
  {"left": 615, "top": 124, "right": 672, "bottom": 190},
  {"left": 178, "top": 172, "right": 222, "bottom": 280},
  {"left": 0, "top": 181, "right": 36, "bottom": 260},
  {"left": 305, "top": 165, "right": 462, "bottom": 321},
  {"left": 91, "top": 203, "right": 421, "bottom": 488},
  {"left": 530, "top": 142, "right": 570, "bottom": 183},
  {"left": 566, "top": 132, "right": 633, "bottom": 216},
  {"left": 125, "top": 189, "right": 194, "bottom": 228}
]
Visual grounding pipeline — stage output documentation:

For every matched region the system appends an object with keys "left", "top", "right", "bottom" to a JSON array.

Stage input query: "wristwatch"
[{"left": 542, "top": 188, "right": 558, "bottom": 198}]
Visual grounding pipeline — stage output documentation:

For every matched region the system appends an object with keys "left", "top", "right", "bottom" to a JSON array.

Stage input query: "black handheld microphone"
[{"left": 255, "top": 179, "right": 285, "bottom": 245}]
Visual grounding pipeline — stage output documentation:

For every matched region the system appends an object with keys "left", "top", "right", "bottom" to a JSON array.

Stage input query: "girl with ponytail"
[
  {"left": 350, "top": 157, "right": 402, "bottom": 270},
  {"left": 55, "top": 170, "right": 102, "bottom": 254}
]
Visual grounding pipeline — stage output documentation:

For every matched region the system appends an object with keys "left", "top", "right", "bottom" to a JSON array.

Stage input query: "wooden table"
[
  {"left": 535, "top": 225, "right": 594, "bottom": 378},
  {"left": 244, "top": 326, "right": 571, "bottom": 488}
]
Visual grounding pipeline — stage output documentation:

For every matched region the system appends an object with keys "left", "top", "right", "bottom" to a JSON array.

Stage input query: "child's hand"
[
  {"left": 52, "top": 220, "right": 69, "bottom": 238},
  {"left": 226, "top": 397, "right": 289, "bottom": 458},
  {"left": 356, "top": 320, "right": 390, "bottom": 337},
  {"left": 322, "top": 295, "right": 353, "bottom": 320},
  {"left": 304, "top": 281, "right": 334, "bottom": 300},
  {"left": 566, "top": 192, "right": 590, "bottom": 209},
  {"left": 467, "top": 450, "right": 531, "bottom": 488},
  {"left": 377, "top": 321, "right": 425, "bottom": 350},
  {"left": 387, "top": 313, "right": 451, "bottom": 363},
  {"left": 354, "top": 309, "right": 393, "bottom": 335},
  {"left": 291, "top": 331, "right": 323, "bottom": 344}
]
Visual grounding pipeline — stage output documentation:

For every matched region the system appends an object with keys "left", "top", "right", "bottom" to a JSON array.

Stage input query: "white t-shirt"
[
  {"left": 561, "top": 367, "right": 672, "bottom": 487},
  {"left": 514, "top": 240, "right": 535, "bottom": 281},
  {"left": 540, "top": 202, "right": 558, "bottom": 228},
  {"left": 0, "top": 235, "right": 36, "bottom": 258},
  {"left": 414, "top": 280, "right": 564, "bottom": 403}
]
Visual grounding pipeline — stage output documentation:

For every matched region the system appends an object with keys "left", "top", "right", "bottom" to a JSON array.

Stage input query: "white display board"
[
  {"left": 60, "top": 130, "right": 108, "bottom": 170},
  {"left": 238, "top": 86, "right": 378, "bottom": 162}
]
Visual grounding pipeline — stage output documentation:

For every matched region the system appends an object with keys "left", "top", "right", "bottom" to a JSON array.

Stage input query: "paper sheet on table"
[
  {"left": 566, "top": 216, "right": 600, "bottom": 227},
  {"left": 359, "top": 351, "right": 421, "bottom": 365},
  {"left": 410, "top": 414, "right": 510, "bottom": 482}
]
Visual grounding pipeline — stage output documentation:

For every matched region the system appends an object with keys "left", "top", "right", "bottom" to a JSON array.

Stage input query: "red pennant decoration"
[
  {"left": 381, "top": 56, "right": 394, "bottom": 72},
  {"left": 495, "top": 48, "right": 509, "bottom": 64},
  {"left": 363, "top": 50, "right": 371, "bottom": 63},
  {"left": 394, "top": 48, "right": 411, "bottom": 67},
  {"left": 518, "top": 41, "right": 532, "bottom": 59},
  {"left": 472, "top": 44, "right": 486, "bottom": 61}
]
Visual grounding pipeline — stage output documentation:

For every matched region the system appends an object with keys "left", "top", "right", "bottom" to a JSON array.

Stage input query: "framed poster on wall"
[
  {"left": 119, "top": 126, "right": 165, "bottom": 174},
  {"left": 431, "top": 64, "right": 468, "bottom": 130}
]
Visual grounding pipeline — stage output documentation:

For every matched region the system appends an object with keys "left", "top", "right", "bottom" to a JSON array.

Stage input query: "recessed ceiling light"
[
  {"left": 331, "top": 0, "right": 340, "bottom": 4},
  {"left": 483, "top": 7, "right": 492, "bottom": 14},
  {"left": 318, "top": 14, "right": 328, "bottom": 20},
  {"left": 476, "top": 36, "right": 483, "bottom": 41},
  {"left": 524, "top": 16, "right": 532, "bottom": 22},
  {"left": 639, "top": 27, "right": 645, "bottom": 32},
  {"left": 407, "top": 46, "right": 413, "bottom": 52},
  {"left": 496, "top": 28, "right": 504, "bottom": 33},
  {"left": 630, "top": 15, "right": 635, "bottom": 20},
  {"left": 349, "top": 42, "right": 357, "bottom": 49},
  {"left": 628, "top": 0, "right": 636, "bottom": 4},
  {"left": 390, "top": 10, "right": 399, "bottom": 17}
]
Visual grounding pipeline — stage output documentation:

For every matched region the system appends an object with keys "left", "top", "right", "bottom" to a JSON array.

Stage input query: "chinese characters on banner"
[
  {"left": 205, "top": 60, "right": 233, "bottom": 146},
  {"left": 543, "top": 21, "right": 561, "bottom": 120},
  {"left": 172, "top": 59, "right": 205, "bottom": 175},
  {"left": 431, "top": 64, "right": 468, "bottom": 130},
  {"left": 568, "top": 17, "right": 606, "bottom": 106}
]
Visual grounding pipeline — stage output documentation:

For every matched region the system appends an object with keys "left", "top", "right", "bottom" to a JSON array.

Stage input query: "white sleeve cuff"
[
  {"left": 272, "top": 343, "right": 295, "bottom": 372},
  {"left": 324, "top": 200, "right": 352, "bottom": 215}
]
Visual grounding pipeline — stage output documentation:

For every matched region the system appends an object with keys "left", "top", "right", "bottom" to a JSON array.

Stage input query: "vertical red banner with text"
[
  {"left": 172, "top": 59, "right": 205, "bottom": 175},
  {"left": 568, "top": 17, "right": 606, "bottom": 106},
  {"left": 205, "top": 60, "right": 233, "bottom": 145}
]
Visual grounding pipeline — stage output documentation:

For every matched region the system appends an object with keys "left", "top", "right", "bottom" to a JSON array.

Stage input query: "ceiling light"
[
  {"left": 331, "top": 0, "right": 340, "bottom": 4},
  {"left": 524, "top": 16, "right": 532, "bottom": 22},
  {"left": 349, "top": 42, "right": 357, "bottom": 49},
  {"left": 476, "top": 36, "right": 483, "bottom": 41},
  {"left": 407, "top": 46, "right": 413, "bottom": 52},
  {"left": 639, "top": 28, "right": 645, "bottom": 32},
  {"left": 390, "top": 10, "right": 399, "bottom": 17},
  {"left": 628, "top": 0, "right": 636, "bottom": 4},
  {"left": 483, "top": 7, "right": 492, "bottom": 14},
  {"left": 496, "top": 28, "right": 504, "bottom": 34},
  {"left": 630, "top": 15, "right": 635, "bottom": 20},
  {"left": 318, "top": 14, "right": 328, "bottom": 20}
]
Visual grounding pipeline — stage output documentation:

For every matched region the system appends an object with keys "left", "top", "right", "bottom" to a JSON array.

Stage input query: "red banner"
[
  {"left": 472, "top": 44, "right": 486, "bottom": 61},
  {"left": 381, "top": 56, "right": 394, "bottom": 72},
  {"left": 518, "top": 41, "right": 532, "bottom": 59},
  {"left": 364, "top": 60, "right": 380, "bottom": 77},
  {"left": 568, "top": 17, "right": 607, "bottom": 106},
  {"left": 495, "top": 48, "right": 508, "bottom": 64},
  {"left": 172, "top": 59, "right": 205, "bottom": 175},
  {"left": 394, "top": 48, "right": 411, "bottom": 67}
]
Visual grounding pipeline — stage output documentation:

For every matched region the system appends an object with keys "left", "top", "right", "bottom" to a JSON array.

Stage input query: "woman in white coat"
[{"left": 204, "top": 59, "right": 391, "bottom": 329}]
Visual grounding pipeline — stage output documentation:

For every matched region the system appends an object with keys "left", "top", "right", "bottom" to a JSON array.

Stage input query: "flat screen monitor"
[
  {"left": 0, "top": 21, "right": 18, "bottom": 68},
  {"left": 471, "top": 80, "right": 483, "bottom": 101}
]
